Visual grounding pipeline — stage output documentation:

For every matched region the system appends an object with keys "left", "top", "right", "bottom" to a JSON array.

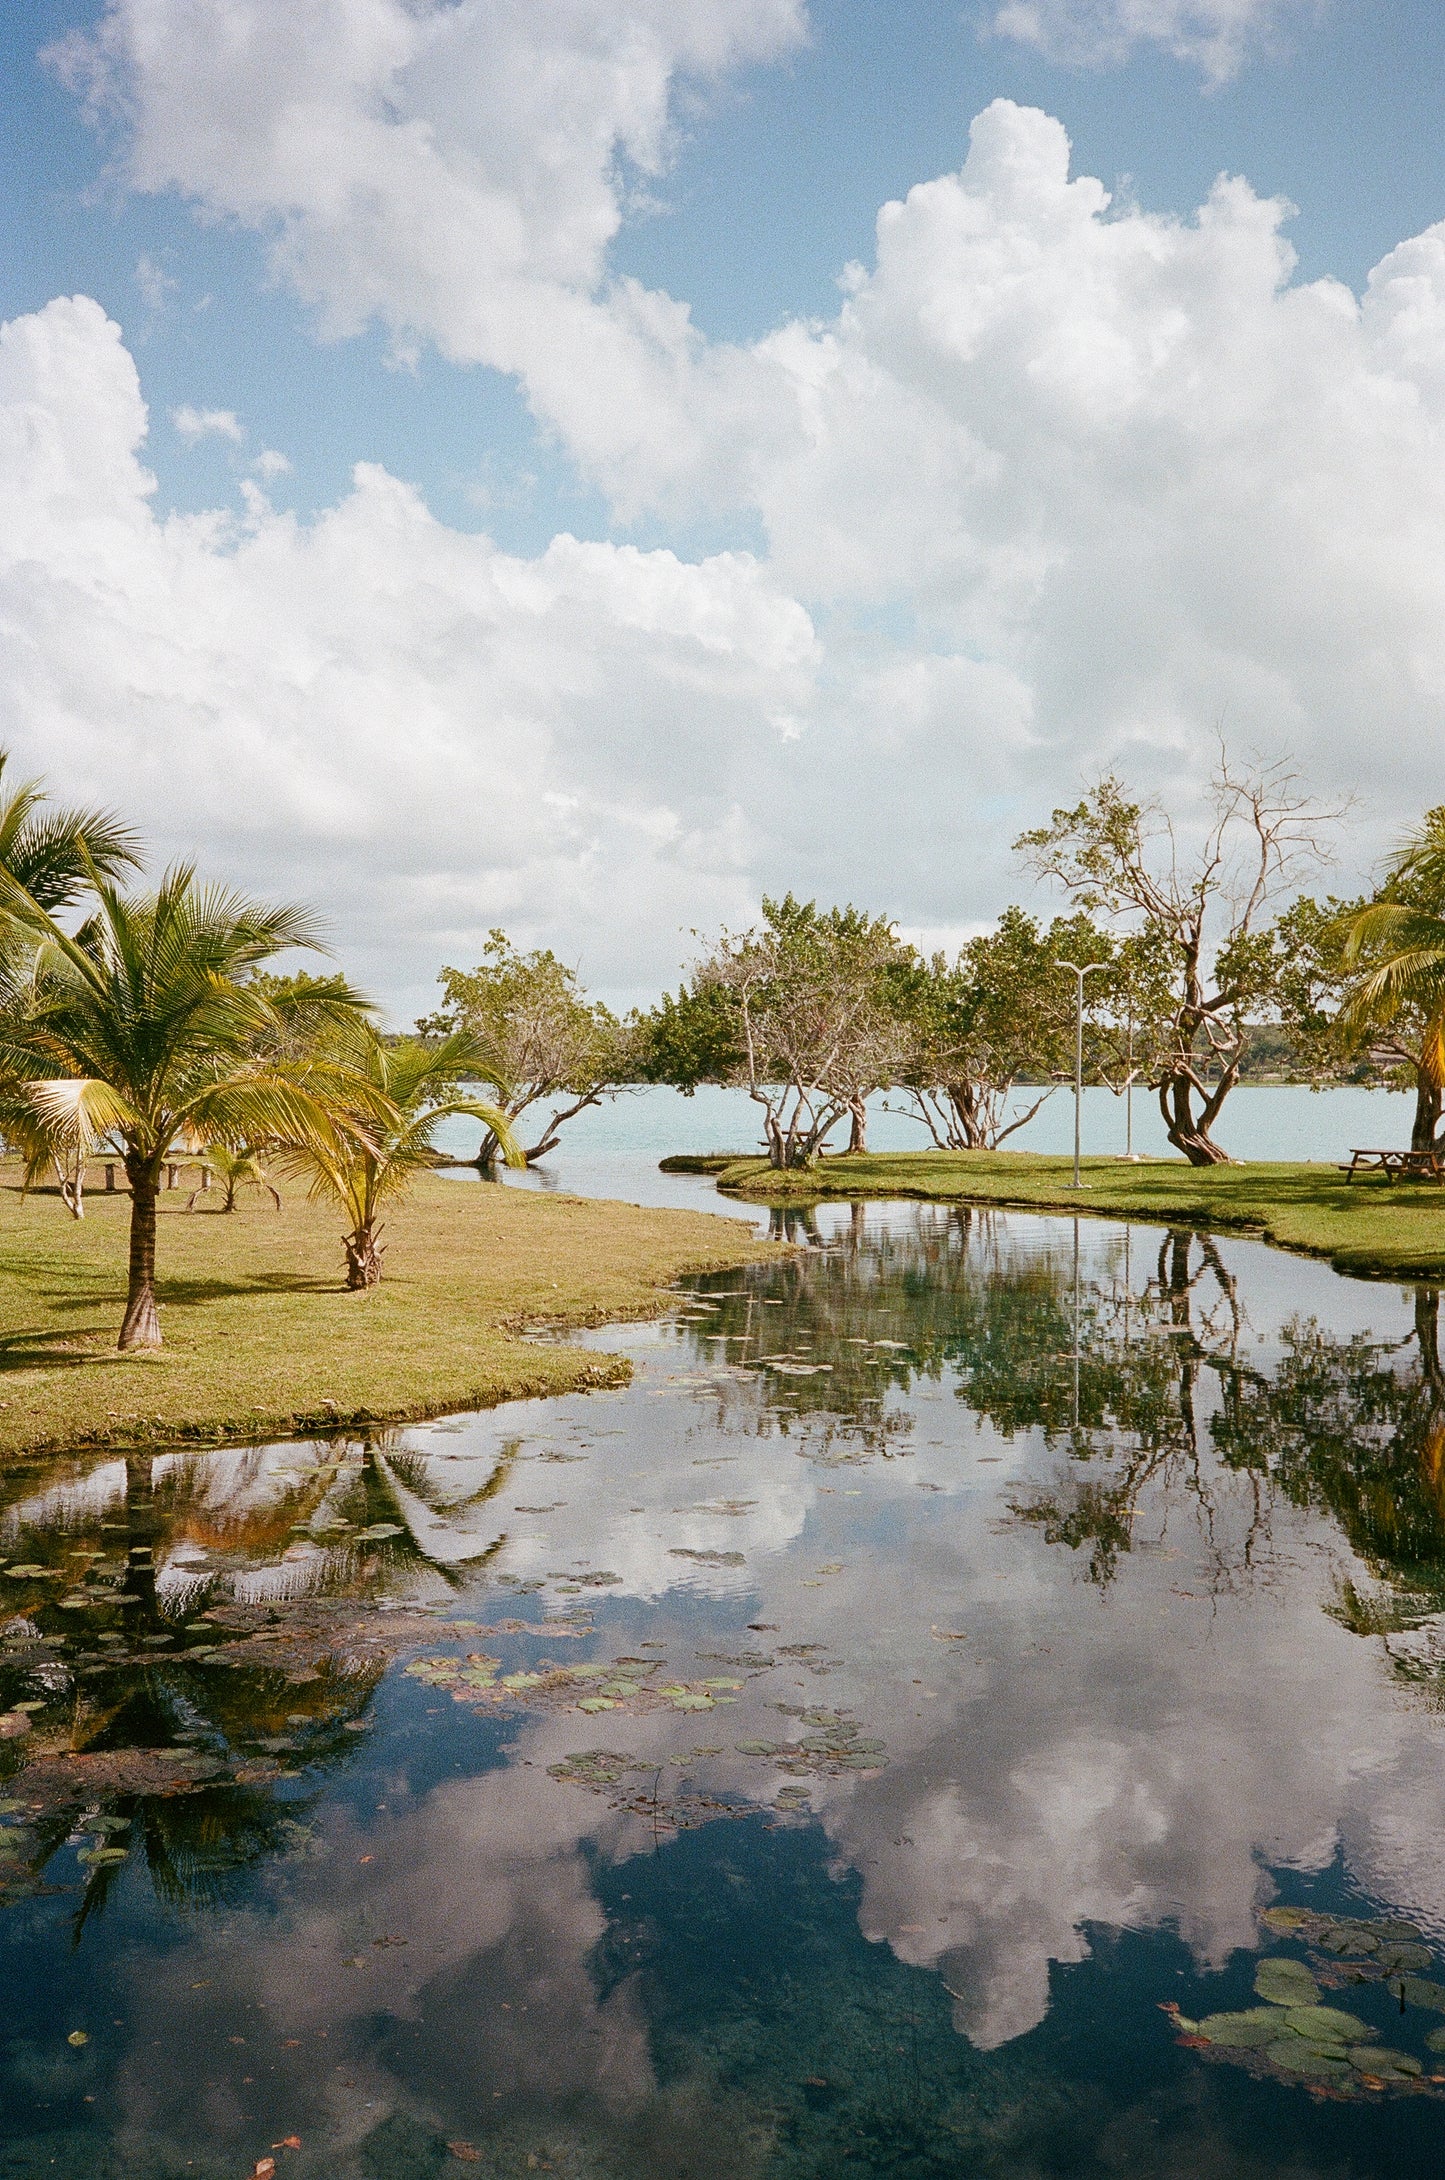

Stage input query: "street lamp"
[{"left": 1057, "top": 960, "right": 1108, "bottom": 1188}]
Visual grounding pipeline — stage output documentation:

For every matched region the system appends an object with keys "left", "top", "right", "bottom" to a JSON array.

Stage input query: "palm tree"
[
  {"left": 188, "top": 1144, "right": 281, "bottom": 1213},
  {"left": 289, "top": 1023, "right": 523, "bottom": 1289},
  {"left": 0, "top": 748, "right": 139, "bottom": 912},
  {"left": 1, "top": 864, "right": 379, "bottom": 1349},
  {"left": 1346, "top": 808, "right": 1445, "bottom": 1152}
]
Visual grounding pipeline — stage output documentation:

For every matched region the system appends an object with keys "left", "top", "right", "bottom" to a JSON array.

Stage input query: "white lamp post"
[{"left": 1057, "top": 960, "right": 1108, "bottom": 1188}]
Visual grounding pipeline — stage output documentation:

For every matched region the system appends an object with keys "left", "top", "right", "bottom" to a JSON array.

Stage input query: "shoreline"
[
  {"left": 710, "top": 1148, "right": 1445, "bottom": 1282},
  {"left": 0, "top": 1172, "right": 781, "bottom": 1463}
]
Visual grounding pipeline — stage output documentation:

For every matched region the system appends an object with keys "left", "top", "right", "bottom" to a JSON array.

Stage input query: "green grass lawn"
[
  {"left": 716, "top": 1148, "right": 1445, "bottom": 1281},
  {"left": 0, "top": 1168, "right": 776, "bottom": 1460}
]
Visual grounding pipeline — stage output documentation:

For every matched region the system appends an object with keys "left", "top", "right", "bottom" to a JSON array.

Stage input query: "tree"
[
  {"left": 1343, "top": 809, "right": 1445, "bottom": 1152},
  {"left": 2, "top": 865, "right": 376, "bottom": 1349},
  {"left": 1017, "top": 757, "right": 1338, "bottom": 1165},
  {"left": 188, "top": 1144, "right": 281, "bottom": 1213},
  {"left": 287, "top": 1023, "right": 524, "bottom": 1289},
  {"left": 893, "top": 908, "right": 1115, "bottom": 1151},
  {"left": 0, "top": 748, "right": 139, "bottom": 915},
  {"left": 0, "top": 752, "right": 142, "bottom": 1215},
  {"left": 639, "top": 895, "right": 915, "bottom": 1168},
  {"left": 418, "top": 933, "right": 629, "bottom": 1168}
]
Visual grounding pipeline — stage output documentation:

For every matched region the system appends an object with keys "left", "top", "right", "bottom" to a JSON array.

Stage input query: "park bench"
[{"left": 1340, "top": 1148, "right": 1445, "bottom": 1183}]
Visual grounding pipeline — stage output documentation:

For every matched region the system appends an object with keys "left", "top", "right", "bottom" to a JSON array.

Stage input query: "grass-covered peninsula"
[
  {"left": 715, "top": 1148, "right": 1445, "bottom": 1281},
  {"left": 0, "top": 1170, "right": 775, "bottom": 1460}
]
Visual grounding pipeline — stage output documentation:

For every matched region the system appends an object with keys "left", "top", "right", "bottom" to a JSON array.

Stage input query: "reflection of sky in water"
[{"left": 6, "top": 1204, "right": 1445, "bottom": 2174}]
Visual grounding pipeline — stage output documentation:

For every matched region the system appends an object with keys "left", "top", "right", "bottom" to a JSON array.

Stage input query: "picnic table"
[{"left": 1341, "top": 1148, "right": 1445, "bottom": 1183}]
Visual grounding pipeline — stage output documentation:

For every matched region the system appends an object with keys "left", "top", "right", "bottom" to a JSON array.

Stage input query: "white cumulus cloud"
[
  {"left": 989, "top": 0, "right": 1322, "bottom": 82},
  {"left": 172, "top": 402, "right": 244, "bottom": 443},
  {"left": 0, "top": 296, "right": 822, "bottom": 1013}
]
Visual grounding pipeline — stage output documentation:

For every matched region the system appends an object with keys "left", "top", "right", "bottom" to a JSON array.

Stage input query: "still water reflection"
[{"left": 6, "top": 1204, "right": 1445, "bottom": 2175}]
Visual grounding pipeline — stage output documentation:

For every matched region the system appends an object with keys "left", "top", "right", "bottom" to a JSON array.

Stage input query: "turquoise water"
[
  {"left": 6, "top": 1202, "right": 1445, "bottom": 2173},
  {"left": 430, "top": 1082, "right": 1421, "bottom": 1220}
]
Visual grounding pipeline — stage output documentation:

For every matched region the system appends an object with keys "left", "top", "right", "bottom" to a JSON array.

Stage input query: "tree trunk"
[
  {"left": 344, "top": 1221, "right": 383, "bottom": 1290},
  {"left": 1158, "top": 1071, "right": 1231, "bottom": 1166},
  {"left": 119, "top": 1152, "right": 163, "bottom": 1350},
  {"left": 847, "top": 1097, "right": 868, "bottom": 1154},
  {"left": 1411, "top": 1076, "right": 1443, "bottom": 1154}
]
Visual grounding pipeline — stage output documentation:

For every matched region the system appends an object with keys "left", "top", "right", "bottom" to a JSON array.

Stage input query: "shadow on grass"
[{"left": 0, "top": 1328, "right": 111, "bottom": 1371}]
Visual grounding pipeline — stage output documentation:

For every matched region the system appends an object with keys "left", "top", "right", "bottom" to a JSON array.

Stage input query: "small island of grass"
[
  {"left": 713, "top": 1148, "right": 1445, "bottom": 1282},
  {"left": 0, "top": 1170, "right": 776, "bottom": 1461}
]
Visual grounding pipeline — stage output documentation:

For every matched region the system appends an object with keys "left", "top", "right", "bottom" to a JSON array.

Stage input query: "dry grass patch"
[{"left": 0, "top": 1168, "right": 777, "bottom": 1458}]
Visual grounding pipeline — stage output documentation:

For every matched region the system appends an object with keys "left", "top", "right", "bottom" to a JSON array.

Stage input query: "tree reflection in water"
[
  {"left": 703, "top": 1203, "right": 1445, "bottom": 1639},
  {"left": 0, "top": 1425, "right": 511, "bottom": 1934}
]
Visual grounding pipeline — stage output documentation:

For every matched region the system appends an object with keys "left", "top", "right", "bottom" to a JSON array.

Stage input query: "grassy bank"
[
  {"left": 0, "top": 1169, "right": 776, "bottom": 1460},
  {"left": 715, "top": 1148, "right": 1445, "bottom": 1281}
]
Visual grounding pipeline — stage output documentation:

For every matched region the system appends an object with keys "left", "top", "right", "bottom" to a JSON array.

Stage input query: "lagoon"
[{"left": 5, "top": 1197, "right": 1445, "bottom": 2172}]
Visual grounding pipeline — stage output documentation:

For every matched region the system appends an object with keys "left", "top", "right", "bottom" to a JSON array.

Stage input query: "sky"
[{"left": 4, "top": 0, "right": 1445, "bottom": 1016}]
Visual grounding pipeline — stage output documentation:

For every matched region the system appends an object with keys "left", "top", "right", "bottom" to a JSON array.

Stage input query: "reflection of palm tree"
[{"left": 0, "top": 1424, "right": 514, "bottom": 1937}]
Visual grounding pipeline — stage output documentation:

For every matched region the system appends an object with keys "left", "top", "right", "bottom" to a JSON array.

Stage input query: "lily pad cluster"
[
  {"left": 1261, "top": 1903, "right": 1436, "bottom": 1979},
  {"left": 734, "top": 1709, "right": 887, "bottom": 1777},
  {"left": 403, "top": 1651, "right": 744, "bottom": 1715},
  {"left": 1172, "top": 1920, "right": 1445, "bottom": 2097}
]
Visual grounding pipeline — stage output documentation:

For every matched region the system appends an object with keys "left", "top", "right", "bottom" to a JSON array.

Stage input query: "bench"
[{"left": 1340, "top": 1149, "right": 1445, "bottom": 1183}]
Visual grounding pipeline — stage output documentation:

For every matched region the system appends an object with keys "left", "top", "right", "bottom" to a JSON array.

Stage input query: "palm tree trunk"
[
  {"left": 119, "top": 1153, "right": 163, "bottom": 1350},
  {"left": 1411, "top": 1076, "right": 1443, "bottom": 1154},
  {"left": 344, "top": 1221, "right": 383, "bottom": 1290}
]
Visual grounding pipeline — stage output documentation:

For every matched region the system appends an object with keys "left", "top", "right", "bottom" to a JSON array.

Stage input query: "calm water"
[
  {"left": 7, "top": 1202, "right": 1445, "bottom": 2175},
  {"left": 430, "top": 1082, "right": 1422, "bottom": 1222}
]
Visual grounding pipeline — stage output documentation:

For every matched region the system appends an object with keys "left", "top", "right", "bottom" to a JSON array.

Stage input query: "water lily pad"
[
  {"left": 1314, "top": 1925, "right": 1375, "bottom": 1955},
  {"left": 1261, "top": 1907, "right": 1311, "bottom": 1934},
  {"left": 1282, "top": 2006, "right": 1369, "bottom": 2044},
  {"left": 1256, "top": 1960, "right": 1320, "bottom": 2005},
  {"left": 354, "top": 1524, "right": 403, "bottom": 1542},
  {"left": 1194, "top": 2010, "right": 1281, "bottom": 2048},
  {"left": 1376, "top": 1942, "right": 1432, "bottom": 1973},
  {"left": 1267, "top": 2040, "right": 1349, "bottom": 2076},
  {"left": 577, "top": 1697, "right": 616, "bottom": 1713},
  {"left": 1351, "top": 2048, "right": 1421, "bottom": 2080},
  {"left": 734, "top": 1741, "right": 779, "bottom": 1756},
  {"left": 1397, "top": 1974, "right": 1445, "bottom": 2012}
]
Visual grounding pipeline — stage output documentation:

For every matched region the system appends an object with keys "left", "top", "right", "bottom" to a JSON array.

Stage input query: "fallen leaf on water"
[
  {"left": 251, "top": 2162, "right": 276, "bottom": 2179},
  {"left": 447, "top": 2147, "right": 481, "bottom": 2164},
  {"left": 67, "top": 2030, "right": 88, "bottom": 2047},
  {"left": 358, "top": 1855, "right": 374, "bottom": 1864},
  {"left": 271, "top": 2138, "right": 302, "bottom": 2151}
]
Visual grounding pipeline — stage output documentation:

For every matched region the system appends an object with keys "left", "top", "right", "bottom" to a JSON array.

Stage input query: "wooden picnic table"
[{"left": 1341, "top": 1148, "right": 1445, "bottom": 1183}]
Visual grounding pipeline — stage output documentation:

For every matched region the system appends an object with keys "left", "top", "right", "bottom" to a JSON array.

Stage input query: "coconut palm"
[
  {"left": 188, "top": 1144, "right": 281, "bottom": 1213},
  {"left": 0, "top": 748, "right": 140, "bottom": 914},
  {"left": 288, "top": 1023, "right": 523, "bottom": 1289},
  {"left": 1, "top": 863, "right": 380, "bottom": 1349},
  {"left": 1346, "top": 808, "right": 1445, "bottom": 1151}
]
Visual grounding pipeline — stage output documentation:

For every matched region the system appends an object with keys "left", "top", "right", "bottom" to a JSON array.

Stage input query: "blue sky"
[
  {"left": 5, "top": 0, "right": 1445, "bottom": 1009},
  {"left": 6, "top": 0, "right": 1443, "bottom": 548}
]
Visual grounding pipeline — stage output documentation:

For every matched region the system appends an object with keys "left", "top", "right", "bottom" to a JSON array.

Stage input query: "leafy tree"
[
  {"left": 638, "top": 895, "right": 915, "bottom": 1168},
  {"left": 1017, "top": 757, "right": 1338, "bottom": 1164},
  {"left": 418, "top": 932, "right": 628, "bottom": 1168},
  {"left": 1343, "top": 808, "right": 1445, "bottom": 1151},
  {"left": 287, "top": 1023, "right": 523, "bottom": 1289},
  {"left": 893, "top": 908, "right": 1117, "bottom": 1150},
  {"left": 1, "top": 865, "right": 376, "bottom": 1348}
]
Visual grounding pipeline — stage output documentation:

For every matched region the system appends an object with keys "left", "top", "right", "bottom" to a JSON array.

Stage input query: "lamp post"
[{"left": 1057, "top": 960, "right": 1108, "bottom": 1188}]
